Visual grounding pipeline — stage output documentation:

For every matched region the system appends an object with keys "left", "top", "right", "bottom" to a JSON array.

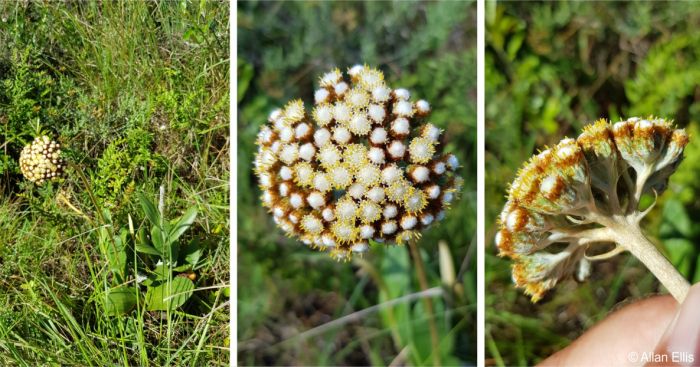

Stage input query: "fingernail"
[{"left": 653, "top": 284, "right": 700, "bottom": 366}]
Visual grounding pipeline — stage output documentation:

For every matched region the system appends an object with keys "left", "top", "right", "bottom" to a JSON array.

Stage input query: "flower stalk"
[
  {"left": 408, "top": 239, "right": 441, "bottom": 366},
  {"left": 606, "top": 217, "right": 690, "bottom": 302}
]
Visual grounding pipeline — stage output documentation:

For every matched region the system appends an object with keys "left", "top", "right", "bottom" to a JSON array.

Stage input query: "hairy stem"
[
  {"left": 610, "top": 218, "right": 690, "bottom": 303},
  {"left": 408, "top": 240, "right": 441, "bottom": 366}
]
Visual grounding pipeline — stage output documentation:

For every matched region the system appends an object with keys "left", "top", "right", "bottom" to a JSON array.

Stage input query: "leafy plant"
[
  {"left": 136, "top": 192, "right": 199, "bottom": 311},
  {"left": 101, "top": 192, "right": 200, "bottom": 315}
]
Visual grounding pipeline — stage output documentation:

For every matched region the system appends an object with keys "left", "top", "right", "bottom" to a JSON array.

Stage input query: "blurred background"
[
  {"left": 486, "top": 1, "right": 700, "bottom": 365},
  {"left": 238, "top": 1, "right": 476, "bottom": 365}
]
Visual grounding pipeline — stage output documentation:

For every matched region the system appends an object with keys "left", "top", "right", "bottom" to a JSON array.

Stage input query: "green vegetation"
[
  {"left": 238, "top": 1, "right": 476, "bottom": 365},
  {"left": 486, "top": 1, "right": 700, "bottom": 365},
  {"left": 0, "top": 1, "right": 229, "bottom": 365}
]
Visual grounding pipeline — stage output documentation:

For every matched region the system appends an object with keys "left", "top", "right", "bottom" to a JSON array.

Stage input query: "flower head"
[
  {"left": 497, "top": 117, "right": 688, "bottom": 302},
  {"left": 20, "top": 136, "right": 65, "bottom": 184},
  {"left": 254, "top": 66, "right": 462, "bottom": 260}
]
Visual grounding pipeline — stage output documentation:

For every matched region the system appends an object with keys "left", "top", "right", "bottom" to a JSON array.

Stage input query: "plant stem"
[
  {"left": 407, "top": 240, "right": 441, "bottom": 366},
  {"left": 611, "top": 218, "right": 690, "bottom": 303}
]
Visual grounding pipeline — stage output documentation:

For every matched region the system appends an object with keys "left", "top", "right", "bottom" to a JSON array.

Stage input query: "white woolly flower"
[
  {"left": 388, "top": 141, "right": 406, "bottom": 159},
  {"left": 298, "top": 143, "right": 316, "bottom": 161},
  {"left": 348, "top": 64, "right": 364, "bottom": 77},
  {"left": 382, "top": 221, "right": 398, "bottom": 235},
  {"left": 279, "top": 143, "right": 299, "bottom": 165},
  {"left": 295, "top": 123, "right": 311, "bottom": 139},
  {"left": 320, "top": 69, "right": 342, "bottom": 87},
  {"left": 368, "top": 104, "right": 386, "bottom": 123},
  {"left": 290, "top": 193, "right": 304, "bottom": 208},
  {"left": 360, "top": 225, "right": 375, "bottom": 239},
  {"left": 368, "top": 147, "right": 386, "bottom": 165},
  {"left": 372, "top": 86, "right": 391, "bottom": 102},
  {"left": 334, "top": 82, "right": 349, "bottom": 96},
  {"left": 313, "top": 173, "right": 332, "bottom": 192},
  {"left": 446, "top": 154, "right": 459, "bottom": 170},
  {"left": 328, "top": 165, "right": 352, "bottom": 188},
  {"left": 348, "top": 113, "right": 371, "bottom": 135},
  {"left": 333, "top": 102, "right": 352, "bottom": 124},
  {"left": 415, "top": 100, "right": 430, "bottom": 114},
  {"left": 356, "top": 164, "right": 381, "bottom": 187},
  {"left": 400, "top": 215, "right": 418, "bottom": 230},
  {"left": 314, "top": 128, "right": 332, "bottom": 147},
  {"left": 394, "top": 88, "right": 410, "bottom": 100},
  {"left": 410, "top": 166, "right": 430, "bottom": 183},
  {"left": 409, "top": 137, "right": 435, "bottom": 163},
  {"left": 426, "top": 185, "right": 441, "bottom": 199},
  {"left": 336, "top": 199, "right": 358, "bottom": 221},
  {"left": 318, "top": 145, "right": 342, "bottom": 168},
  {"left": 279, "top": 126, "right": 294, "bottom": 142},
  {"left": 393, "top": 100, "right": 414, "bottom": 117},
  {"left": 381, "top": 164, "right": 402, "bottom": 185},
  {"left": 333, "top": 126, "right": 352, "bottom": 144},
  {"left": 391, "top": 118, "right": 410, "bottom": 136},
  {"left": 313, "top": 105, "right": 334, "bottom": 126},
  {"left": 383, "top": 204, "right": 398, "bottom": 219},
  {"left": 315, "top": 89, "right": 330, "bottom": 104},
  {"left": 347, "top": 89, "right": 370, "bottom": 107},
  {"left": 366, "top": 187, "right": 386, "bottom": 202},
  {"left": 347, "top": 183, "right": 365, "bottom": 199},
  {"left": 307, "top": 192, "right": 326, "bottom": 209},
  {"left": 433, "top": 161, "right": 446, "bottom": 175},
  {"left": 370, "top": 127, "right": 388, "bottom": 144}
]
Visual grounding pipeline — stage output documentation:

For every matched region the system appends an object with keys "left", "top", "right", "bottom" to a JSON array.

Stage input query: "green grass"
[
  {"left": 237, "top": 1, "right": 476, "bottom": 365},
  {"left": 486, "top": 1, "right": 700, "bottom": 365},
  {"left": 0, "top": 1, "right": 229, "bottom": 365}
]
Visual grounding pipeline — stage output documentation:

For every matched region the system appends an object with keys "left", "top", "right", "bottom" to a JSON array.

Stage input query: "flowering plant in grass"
[
  {"left": 496, "top": 117, "right": 690, "bottom": 302},
  {"left": 254, "top": 66, "right": 463, "bottom": 260}
]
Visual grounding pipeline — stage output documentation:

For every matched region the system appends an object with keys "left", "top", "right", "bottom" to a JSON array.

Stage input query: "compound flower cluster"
[
  {"left": 254, "top": 66, "right": 462, "bottom": 260},
  {"left": 496, "top": 117, "right": 688, "bottom": 302},
  {"left": 19, "top": 136, "right": 65, "bottom": 184}
]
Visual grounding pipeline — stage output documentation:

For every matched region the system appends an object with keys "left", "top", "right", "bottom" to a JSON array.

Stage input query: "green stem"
[{"left": 408, "top": 240, "right": 441, "bottom": 366}]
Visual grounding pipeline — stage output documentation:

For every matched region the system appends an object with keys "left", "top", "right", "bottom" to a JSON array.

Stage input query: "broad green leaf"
[
  {"left": 169, "top": 206, "right": 198, "bottom": 245},
  {"left": 151, "top": 263, "right": 171, "bottom": 281},
  {"left": 173, "top": 263, "right": 192, "bottom": 272},
  {"left": 105, "top": 287, "right": 138, "bottom": 316},
  {"left": 101, "top": 208, "right": 113, "bottom": 224},
  {"left": 135, "top": 242, "right": 160, "bottom": 256},
  {"left": 105, "top": 229, "right": 128, "bottom": 281},
  {"left": 180, "top": 239, "right": 203, "bottom": 267},
  {"left": 99, "top": 225, "right": 126, "bottom": 282},
  {"left": 151, "top": 225, "right": 165, "bottom": 252},
  {"left": 146, "top": 277, "right": 195, "bottom": 311},
  {"left": 138, "top": 192, "right": 161, "bottom": 227}
]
